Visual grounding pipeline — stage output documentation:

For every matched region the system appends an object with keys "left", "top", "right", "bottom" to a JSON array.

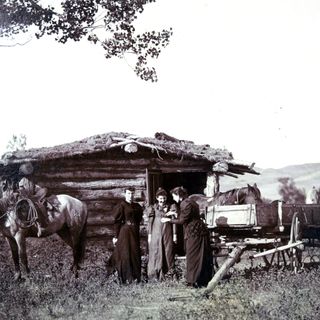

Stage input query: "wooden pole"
[
  {"left": 250, "top": 241, "right": 303, "bottom": 259},
  {"left": 201, "top": 245, "right": 246, "bottom": 296},
  {"left": 214, "top": 173, "right": 220, "bottom": 194}
]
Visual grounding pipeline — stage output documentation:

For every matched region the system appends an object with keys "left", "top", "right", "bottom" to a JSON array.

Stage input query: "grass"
[{"left": 1, "top": 235, "right": 320, "bottom": 320}]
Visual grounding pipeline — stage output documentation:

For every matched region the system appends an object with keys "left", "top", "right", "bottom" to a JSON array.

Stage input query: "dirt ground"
[{"left": 1, "top": 234, "right": 320, "bottom": 320}]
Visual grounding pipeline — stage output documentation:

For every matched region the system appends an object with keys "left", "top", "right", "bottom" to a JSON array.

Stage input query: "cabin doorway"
[
  {"left": 146, "top": 170, "right": 207, "bottom": 205},
  {"left": 146, "top": 170, "right": 207, "bottom": 256}
]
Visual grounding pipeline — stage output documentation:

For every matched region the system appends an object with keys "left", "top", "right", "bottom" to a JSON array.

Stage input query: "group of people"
[
  {"left": 109, "top": 186, "right": 213, "bottom": 288},
  {"left": 5, "top": 176, "right": 213, "bottom": 287}
]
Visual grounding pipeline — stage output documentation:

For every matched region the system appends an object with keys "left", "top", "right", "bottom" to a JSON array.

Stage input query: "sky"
[{"left": 1, "top": 0, "right": 320, "bottom": 169}]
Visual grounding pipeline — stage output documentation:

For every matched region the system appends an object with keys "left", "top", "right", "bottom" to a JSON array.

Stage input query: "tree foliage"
[
  {"left": 278, "top": 177, "right": 305, "bottom": 204},
  {"left": 6, "top": 133, "right": 27, "bottom": 152},
  {"left": 0, "top": 0, "right": 172, "bottom": 81}
]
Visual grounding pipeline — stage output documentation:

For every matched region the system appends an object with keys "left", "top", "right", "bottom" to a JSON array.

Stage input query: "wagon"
[{"left": 203, "top": 201, "right": 320, "bottom": 294}]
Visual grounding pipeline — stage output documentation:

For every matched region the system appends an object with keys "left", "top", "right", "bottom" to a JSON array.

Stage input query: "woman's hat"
[
  {"left": 170, "top": 186, "right": 188, "bottom": 197},
  {"left": 156, "top": 187, "right": 167, "bottom": 197}
]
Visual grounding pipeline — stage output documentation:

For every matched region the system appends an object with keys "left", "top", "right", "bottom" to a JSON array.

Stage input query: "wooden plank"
[
  {"left": 34, "top": 170, "right": 145, "bottom": 182},
  {"left": 154, "top": 158, "right": 209, "bottom": 167},
  {"left": 37, "top": 159, "right": 152, "bottom": 169},
  {"left": 86, "top": 200, "right": 118, "bottom": 212},
  {"left": 222, "top": 238, "right": 281, "bottom": 247},
  {"left": 34, "top": 168, "right": 145, "bottom": 181},
  {"left": 154, "top": 167, "right": 208, "bottom": 173},
  {"left": 213, "top": 204, "right": 256, "bottom": 227},
  {"left": 282, "top": 204, "right": 320, "bottom": 226},
  {"left": 45, "top": 188, "right": 145, "bottom": 201},
  {"left": 87, "top": 214, "right": 114, "bottom": 226},
  {"left": 202, "top": 245, "right": 246, "bottom": 295},
  {"left": 255, "top": 203, "right": 279, "bottom": 227},
  {"left": 213, "top": 204, "right": 254, "bottom": 212},
  {"left": 69, "top": 188, "right": 146, "bottom": 201},
  {"left": 251, "top": 241, "right": 304, "bottom": 258},
  {"left": 35, "top": 166, "right": 146, "bottom": 175},
  {"left": 87, "top": 208, "right": 114, "bottom": 218},
  {"left": 38, "top": 178, "right": 146, "bottom": 190}
]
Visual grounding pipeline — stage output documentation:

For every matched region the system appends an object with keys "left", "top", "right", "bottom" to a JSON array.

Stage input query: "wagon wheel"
[
  {"left": 256, "top": 239, "right": 282, "bottom": 270},
  {"left": 211, "top": 246, "right": 227, "bottom": 274},
  {"left": 265, "top": 238, "right": 288, "bottom": 270},
  {"left": 288, "top": 212, "right": 303, "bottom": 273}
]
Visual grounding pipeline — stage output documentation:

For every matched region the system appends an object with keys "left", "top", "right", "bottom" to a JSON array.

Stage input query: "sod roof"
[{"left": 0, "top": 132, "right": 259, "bottom": 176}]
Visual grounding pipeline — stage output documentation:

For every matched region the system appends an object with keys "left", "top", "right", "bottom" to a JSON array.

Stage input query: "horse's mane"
[
  {"left": 249, "top": 183, "right": 262, "bottom": 200},
  {"left": 189, "top": 184, "right": 262, "bottom": 206},
  {"left": 213, "top": 188, "right": 236, "bottom": 198},
  {"left": 212, "top": 184, "right": 262, "bottom": 204}
]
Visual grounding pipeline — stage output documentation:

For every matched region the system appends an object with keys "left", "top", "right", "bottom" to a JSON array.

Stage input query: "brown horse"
[
  {"left": 0, "top": 193, "right": 88, "bottom": 281},
  {"left": 189, "top": 183, "right": 263, "bottom": 214}
]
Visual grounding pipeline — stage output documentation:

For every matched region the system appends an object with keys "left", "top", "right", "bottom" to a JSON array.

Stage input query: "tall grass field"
[{"left": 1, "top": 235, "right": 320, "bottom": 320}]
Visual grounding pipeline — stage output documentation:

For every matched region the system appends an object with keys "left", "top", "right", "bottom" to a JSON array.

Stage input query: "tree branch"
[{"left": 0, "top": 37, "right": 33, "bottom": 47}]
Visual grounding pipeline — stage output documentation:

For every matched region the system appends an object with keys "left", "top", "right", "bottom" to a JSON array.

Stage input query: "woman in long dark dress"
[
  {"left": 111, "top": 187, "right": 143, "bottom": 284},
  {"left": 162, "top": 186, "right": 213, "bottom": 287},
  {"left": 147, "top": 188, "right": 176, "bottom": 280}
]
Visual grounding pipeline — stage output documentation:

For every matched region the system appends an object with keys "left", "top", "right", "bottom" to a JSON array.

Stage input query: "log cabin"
[{"left": 0, "top": 132, "right": 259, "bottom": 239}]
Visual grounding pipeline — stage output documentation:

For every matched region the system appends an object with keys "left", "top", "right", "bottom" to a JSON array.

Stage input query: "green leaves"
[
  {"left": 6, "top": 133, "right": 27, "bottom": 152},
  {"left": 278, "top": 177, "right": 306, "bottom": 203},
  {"left": 0, "top": 0, "right": 172, "bottom": 81}
]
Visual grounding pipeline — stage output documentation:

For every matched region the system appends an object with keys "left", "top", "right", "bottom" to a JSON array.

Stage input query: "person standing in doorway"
[{"left": 147, "top": 187, "right": 176, "bottom": 281}]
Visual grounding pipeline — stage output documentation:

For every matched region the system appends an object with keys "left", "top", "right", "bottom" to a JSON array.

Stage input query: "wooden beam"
[
  {"left": 38, "top": 178, "right": 146, "bottom": 190},
  {"left": 33, "top": 171, "right": 146, "bottom": 180},
  {"left": 64, "top": 188, "right": 145, "bottom": 201},
  {"left": 250, "top": 241, "right": 303, "bottom": 259},
  {"left": 202, "top": 245, "right": 246, "bottom": 296}
]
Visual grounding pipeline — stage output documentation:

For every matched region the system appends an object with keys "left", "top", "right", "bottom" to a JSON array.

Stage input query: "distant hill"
[{"left": 220, "top": 163, "right": 320, "bottom": 201}]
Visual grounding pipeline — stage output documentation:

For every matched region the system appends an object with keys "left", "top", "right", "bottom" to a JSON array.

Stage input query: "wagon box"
[
  {"left": 203, "top": 201, "right": 313, "bottom": 294},
  {"left": 207, "top": 204, "right": 257, "bottom": 227},
  {"left": 205, "top": 202, "right": 320, "bottom": 238},
  {"left": 206, "top": 203, "right": 279, "bottom": 228},
  {"left": 282, "top": 204, "right": 320, "bottom": 226}
]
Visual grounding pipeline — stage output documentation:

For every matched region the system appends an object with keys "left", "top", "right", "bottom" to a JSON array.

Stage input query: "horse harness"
[{"left": 234, "top": 189, "right": 241, "bottom": 204}]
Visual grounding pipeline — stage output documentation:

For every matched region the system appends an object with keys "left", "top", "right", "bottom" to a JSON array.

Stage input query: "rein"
[
  {"left": 15, "top": 198, "right": 39, "bottom": 229},
  {"left": 0, "top": 211, "right": 8, "bottom": 220},
  {"left": 0, "top": 197, "right": 12, "bottom": 221}
]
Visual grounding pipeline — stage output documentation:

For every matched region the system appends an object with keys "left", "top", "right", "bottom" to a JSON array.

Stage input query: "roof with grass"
[{"left": 0, "top": 132, "right": 259, "bottom": 176}]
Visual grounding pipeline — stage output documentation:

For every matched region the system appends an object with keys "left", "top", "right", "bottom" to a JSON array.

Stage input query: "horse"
[
  {"left": 0, "top": 192, "right": 88, "bottom": 281},
  {"left": 306, "top": 186, "right": 320, "bottom": 204},
  {"left": 189, "top": 183, "right": 263, "bottom": 214}
]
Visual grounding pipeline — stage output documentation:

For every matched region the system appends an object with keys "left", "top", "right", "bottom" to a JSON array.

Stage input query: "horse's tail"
[{"left": 75, "top": 204, "right": 88, "bottom": 265}]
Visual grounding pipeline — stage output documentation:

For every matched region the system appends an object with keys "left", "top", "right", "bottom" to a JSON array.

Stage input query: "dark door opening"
[
  {"left": 147, "top": 171, "right": 207, "bottom": 204},
  {"left": 146, "top": 171, "right": 207, "bottom": 257},
  {"left": 162, "top": 172, "right": 207, "bottom": 200}
]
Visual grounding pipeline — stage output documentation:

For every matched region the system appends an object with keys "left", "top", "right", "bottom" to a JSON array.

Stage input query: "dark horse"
[
  {"left": 0, "top": 192, "right": 88, "bottom": 281},
  {"left": 189, "top": 183, "right": 263, "bottom": 214}
]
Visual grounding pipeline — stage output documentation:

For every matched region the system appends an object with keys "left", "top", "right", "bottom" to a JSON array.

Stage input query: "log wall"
[{"left": 31, "top": 149, "right": 211, "bottom": 238}]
